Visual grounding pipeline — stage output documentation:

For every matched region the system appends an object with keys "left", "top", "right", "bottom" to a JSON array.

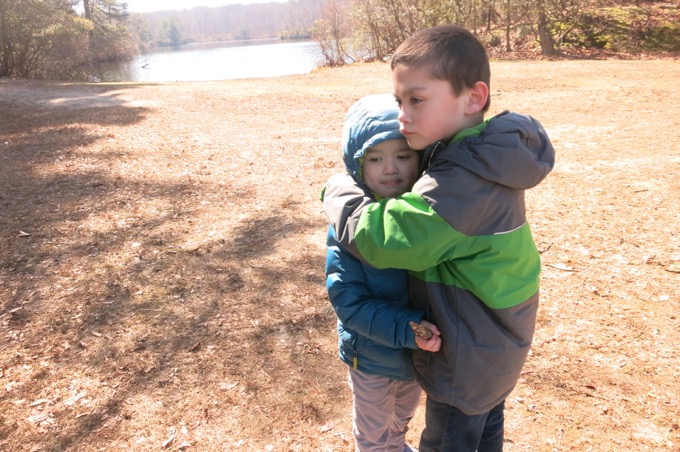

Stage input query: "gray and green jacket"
[{"left": 322, "top": 111, "right": 555, "bottom": 414}]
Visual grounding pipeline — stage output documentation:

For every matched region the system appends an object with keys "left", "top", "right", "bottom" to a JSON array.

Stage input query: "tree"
[
  {"left": 503, "top": 0, "right": 512, "bottom": 51},
  {"left": 157, "top": 19, "right": 183, "bottom": 47},
  {"left": 536, "top": 3, "right": 557, "bottom": 55},
  {"left": 0, "top": 0, "right": 90, "bottom": 78},
  {"left": 80, "top": 0, "right": 134, "bottom": 62},
  {"left": 312, "top": 0, "right": 351, "bottom": 66},
  {"left": 0, "top": 0, "right": 134, "bottom": 79},
  {"left": 356, "top": 0, "right": 419, "bottom": 59},
  {"left": 167, "top": 20, "right": 182, "bottom": 47},
  {"left": 316, "top": 0, "right": 625, "bottom": 61},
  {"left": 330, "top": 0, "right": 500, "bottom": 63},
  {"left": 509, "top": 0, "right": 600, "bottom": 56}
]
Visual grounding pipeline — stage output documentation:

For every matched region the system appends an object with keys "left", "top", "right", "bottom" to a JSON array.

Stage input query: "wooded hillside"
[{"left": 133, "top": 0, "right": 324, "bottom": 47}]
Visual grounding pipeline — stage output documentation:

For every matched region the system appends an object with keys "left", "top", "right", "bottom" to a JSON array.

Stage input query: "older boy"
[{"left": 323, "top": 25, "right": 555, "bottom": 451}]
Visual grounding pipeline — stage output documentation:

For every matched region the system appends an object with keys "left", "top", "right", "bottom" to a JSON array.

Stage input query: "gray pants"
[{"left": 348, "top": 367, "right": 422, "bottom": 452}]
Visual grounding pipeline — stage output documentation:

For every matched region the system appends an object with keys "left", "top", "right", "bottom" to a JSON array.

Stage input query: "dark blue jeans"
[{"left": 419, "top": 397, "right": 505, "bottom": 451}]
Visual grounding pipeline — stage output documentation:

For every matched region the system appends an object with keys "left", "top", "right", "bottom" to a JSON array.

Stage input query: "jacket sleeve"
[
  {"left": 325, "top": 227, "right": 423, "bottom": 349},
  {"left": 323, "top": 173, "right": 454, "bottom": 271},
  {"left": 322, "top": 173, "right": 373, "bottom": 259}
]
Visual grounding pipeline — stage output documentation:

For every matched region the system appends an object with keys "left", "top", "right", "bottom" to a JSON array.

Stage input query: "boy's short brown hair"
[{"left": 390, "top": 25, "right": 491, "bottom": 112}]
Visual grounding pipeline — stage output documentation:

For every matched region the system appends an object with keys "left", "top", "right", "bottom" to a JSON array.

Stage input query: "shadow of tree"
[{"left": 0, "top": 80, "right": 338, "bottom": 450}]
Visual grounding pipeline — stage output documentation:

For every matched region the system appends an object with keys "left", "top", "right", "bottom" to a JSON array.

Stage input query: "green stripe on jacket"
[{"left": 354, "top": 192, "right": 540, "bottom": 310}]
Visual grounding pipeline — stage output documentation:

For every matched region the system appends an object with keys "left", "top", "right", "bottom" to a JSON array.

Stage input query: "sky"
[{"left": 125, "top": 0, "right": 288, "bottom": 13}]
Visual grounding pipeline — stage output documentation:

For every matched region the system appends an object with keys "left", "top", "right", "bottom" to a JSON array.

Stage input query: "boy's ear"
[{"left": 465, "top": 81, "right": 489, "bottom": 115}]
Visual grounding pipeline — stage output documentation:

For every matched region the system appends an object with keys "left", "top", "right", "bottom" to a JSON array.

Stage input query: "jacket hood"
[
  {"left": 441, "top": 111, "right": 555, "bottom": 190},
  {"left": 341, "top": 94, "right": 404, "bottom": 181}
]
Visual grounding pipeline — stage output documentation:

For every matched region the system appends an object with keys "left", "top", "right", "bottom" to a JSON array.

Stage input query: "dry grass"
[{"left": 1, "top": 59, "right": 679, "bottom": 451}]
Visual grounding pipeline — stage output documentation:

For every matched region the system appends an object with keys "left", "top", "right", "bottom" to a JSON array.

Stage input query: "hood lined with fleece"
[{"left": 341, "top": 94, "right": 404, "bottom": 182}]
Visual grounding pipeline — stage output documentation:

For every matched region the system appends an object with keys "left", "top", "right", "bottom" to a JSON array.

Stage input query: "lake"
[{"left": 94, "top": 39, "right": 322, "bottom": 82}]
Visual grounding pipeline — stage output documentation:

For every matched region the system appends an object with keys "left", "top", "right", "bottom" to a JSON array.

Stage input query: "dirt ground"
[{"left": 1, "top": 59, "right": 679, "bottom": 451}]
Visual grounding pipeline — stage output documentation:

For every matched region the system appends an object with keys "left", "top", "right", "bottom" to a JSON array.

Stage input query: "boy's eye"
[
  {"left": 397, "top": 154, "right": 413, "bottom": 160},
  {"left": 411, "top": 97, "right": 423, "bottom": 105}
]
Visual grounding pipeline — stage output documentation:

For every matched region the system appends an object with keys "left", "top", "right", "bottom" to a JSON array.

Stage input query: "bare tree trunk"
[
  {"left": 313, "top": 0, "right": 348, "bottom": 66},
  {"left": 0, "top": 0, "right": 9, "bottom": 76},
  {"left": 82, "top": 0, "right": 96, "bottom": 53},
  {"left": 505, "top": 0, "right": 512, "bottom": 52},
  {"left": 537, "top": 8, "right": 556, "bottom": 55}
]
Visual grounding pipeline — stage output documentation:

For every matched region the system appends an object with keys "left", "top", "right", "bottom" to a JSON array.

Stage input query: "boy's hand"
[{"left": 411, "top": 320, "right": 441, "bottom": 352}]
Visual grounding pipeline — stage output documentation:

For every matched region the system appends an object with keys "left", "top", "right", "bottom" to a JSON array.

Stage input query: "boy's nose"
[
  {"left": 398, "top": 106, "right": 410, "bottom": 124},
  {"left": 384, "top": 160, "right": 398, "bottom": 174}
]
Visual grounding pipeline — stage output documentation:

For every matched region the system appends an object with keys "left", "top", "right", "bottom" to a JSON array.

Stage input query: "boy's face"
[
  {"left": 362, "top": 139, "right": 419, "bottom": 199},
  {"left": 392, "top": 63, "right": 476, "bottom": 150}
]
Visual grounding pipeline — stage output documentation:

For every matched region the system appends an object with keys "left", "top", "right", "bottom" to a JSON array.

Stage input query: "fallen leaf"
[
  {"left": 219, "top": 381, "right": 239, "bottom": 391},
  {"left": 28, "top": 412, "right": 54, "bottom": 425},
  {"left": 187, "top": 342, "right": 201, "bottom": 352},
  {"left": 30, "top": 399, "right": 49, "bottom": 407},
  {"left": 162, "top": 435, "right": 175, "bottom": 449},
  {"left": 320, "top": 422, "right": 334, "bottom": 433},
  {"left": 666, "top": 264, "right": 680, "bottom": 273}
]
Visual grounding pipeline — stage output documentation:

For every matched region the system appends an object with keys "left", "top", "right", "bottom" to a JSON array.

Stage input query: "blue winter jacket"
[{"left": 325, "top": 94, "right": 425, "bottom": 381}]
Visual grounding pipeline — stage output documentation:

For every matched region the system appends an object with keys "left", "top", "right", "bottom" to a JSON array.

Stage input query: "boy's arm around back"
[{"left": 323, "top": 172, "right": 461, "bottom": 271}]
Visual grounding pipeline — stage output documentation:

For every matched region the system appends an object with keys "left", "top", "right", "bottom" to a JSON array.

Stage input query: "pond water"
[{"left": 95, "top": 39, "right": 322, "bottom": 82}]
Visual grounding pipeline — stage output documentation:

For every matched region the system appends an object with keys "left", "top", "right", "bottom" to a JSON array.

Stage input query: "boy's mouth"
[{"left": 382, "top": 179, "right": 403, "bottom": 187}]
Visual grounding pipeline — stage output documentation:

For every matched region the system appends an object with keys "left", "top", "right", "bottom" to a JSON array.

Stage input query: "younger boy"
[
  {"left": 325, "top": 93, "right": 441, "bottom": 452},
  {"left": 323, "top": 26, "right": 555, "bottom": 451}
]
